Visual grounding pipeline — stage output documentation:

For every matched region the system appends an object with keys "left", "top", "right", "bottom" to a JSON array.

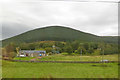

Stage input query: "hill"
[{"left": 2, "top": 26, "right": 118, "bottom": 46}]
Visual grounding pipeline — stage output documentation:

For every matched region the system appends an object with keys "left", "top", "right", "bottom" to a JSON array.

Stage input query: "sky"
[{"left": 1, "top": 0, "right": 119, "bottom": 40}]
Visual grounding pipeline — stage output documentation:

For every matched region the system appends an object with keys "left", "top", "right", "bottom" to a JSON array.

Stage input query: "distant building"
[{"left": 18, "top": 50, "right": 46, "bottom": 57}]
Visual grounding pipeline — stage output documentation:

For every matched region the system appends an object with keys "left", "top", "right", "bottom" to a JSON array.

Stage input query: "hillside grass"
[
  {"left": 2, "top": 60, "right": 118, "bottom": 78},
  {"left": 14, "top": 54, "right": 118, "bottom": 61}
]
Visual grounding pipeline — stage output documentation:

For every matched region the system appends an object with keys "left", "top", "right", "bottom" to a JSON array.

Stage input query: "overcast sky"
[{"left": 1, "top": 0, "right": 119, "bottom": 40}]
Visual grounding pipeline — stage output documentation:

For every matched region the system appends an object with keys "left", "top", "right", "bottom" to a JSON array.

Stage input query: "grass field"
[
  {"left": 0, "top": 60, "right": 1, "bottom": 79},
  {"left": 14, "top": 54, "right": 118, "bottom": 61},
  {"left": 2, "top": 60, "right": 118, "bottom": 78},
  {"left": 14, "top": 57, "right": 36, "bottom": 61},
  {"left": 38, "top": 54, "right": 118, "bottom": 61},
  {"left": 3, "top": 54, "right": 118, "bottom": 78}
]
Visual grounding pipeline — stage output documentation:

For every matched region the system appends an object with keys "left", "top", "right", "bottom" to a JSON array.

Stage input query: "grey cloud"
[
  {"left": 1, "top": 0, "right": 118, "bottom": 40},
  {"left": 2, "top": 22, "right": 33, "bottom": 40}
]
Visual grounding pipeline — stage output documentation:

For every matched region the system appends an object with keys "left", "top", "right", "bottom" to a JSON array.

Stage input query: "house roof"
[{"left": 19, "top": 50, "right": 46, "bottom": 53}]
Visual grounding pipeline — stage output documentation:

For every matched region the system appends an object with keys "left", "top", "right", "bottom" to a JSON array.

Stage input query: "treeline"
[{"left": 2, "top": 40, "right": 118, "bottom": 59}]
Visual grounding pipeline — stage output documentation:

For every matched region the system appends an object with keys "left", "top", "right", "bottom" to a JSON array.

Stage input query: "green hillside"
[{"left": 2, "top": 26, "right": 117, "bottom": 46}]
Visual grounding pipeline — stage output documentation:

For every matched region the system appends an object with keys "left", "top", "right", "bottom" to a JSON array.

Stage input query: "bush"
[
  {"left": 48, "top": 52, "right": 53, "bottom": 55},
  {"left": 64, "top": 45, "right": 73, "bottom": 54},
  {"left": 61, "top": 53, "right": 68, "bottom": 55},
  {"left": 9, "top": 52, "right": 16, "bottom": 60},
  {"left": 72, "top": 53, "right": 75, "bottom": 55},
  {"left": 92, "top": 50, "right": 100, "bottom": 55},
  {"left": 45, "top": 47, "right": 52, "bottom": 53},
  {"left": 77, "top": 47, "right": 86, "bottom": 54}
]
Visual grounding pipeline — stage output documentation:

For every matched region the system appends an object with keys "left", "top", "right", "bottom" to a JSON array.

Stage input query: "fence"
[{"left": 5, "top": 59, "right": 119, "bottom": 63}]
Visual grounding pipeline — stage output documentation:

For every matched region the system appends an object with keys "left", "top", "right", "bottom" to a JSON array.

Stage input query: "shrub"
[
  {"left": 92, "top": 50, "right": 100, "bottom": 55},
  {"left": 9, "top": 52, "right": 16, "bottom": 60},
  {"left": 61, "top": 53, "right": 68, "bottom": 55}
]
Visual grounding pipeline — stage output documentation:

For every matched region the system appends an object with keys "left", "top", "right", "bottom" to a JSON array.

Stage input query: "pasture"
[
  {"left": 2, "top": 54, "right": 118, "bottom": 78},
  {"left": 14, "top": 54, "right": 118, "bottom": 61},
  {"left": 2, "top": 60, "right": 118, "bottom": 78}
]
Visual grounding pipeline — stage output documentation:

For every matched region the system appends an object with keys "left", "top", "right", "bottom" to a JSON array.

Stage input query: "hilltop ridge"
[{"left": 2, "top": 26, "right": 118, "bottom": 46}]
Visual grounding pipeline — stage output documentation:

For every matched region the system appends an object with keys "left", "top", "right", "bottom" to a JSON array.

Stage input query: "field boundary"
[{"left": 4, "top": 59, "right": 119, "bottom": 63}]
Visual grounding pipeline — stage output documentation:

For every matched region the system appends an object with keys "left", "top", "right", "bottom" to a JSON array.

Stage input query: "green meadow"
[
  {"left": 37, "top": 54, "right": 118, "bottom": 61},
  {"left": 2, "top": 60, "right": 118, "bottom": 78},
  {"left": 14, "top": 54, "right": 118, "bottom": 61}
]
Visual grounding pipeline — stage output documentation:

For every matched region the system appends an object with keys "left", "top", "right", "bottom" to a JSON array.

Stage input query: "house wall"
[{"left": 33, "top": 53, "right": 39, "bottom": 57}]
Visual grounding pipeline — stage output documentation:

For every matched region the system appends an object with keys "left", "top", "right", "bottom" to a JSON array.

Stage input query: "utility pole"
[
  {"left": 80, "top": 49, "right": 82, "bottom": 61},
  {"left": 102, "top": 49, "right": 104, "bottom": 64},
  {"left": 52, "top": 45, "right": 55, "bottom": 54},
  {"left": 81, "top": 49, "right": 82, "bottom": 56}
]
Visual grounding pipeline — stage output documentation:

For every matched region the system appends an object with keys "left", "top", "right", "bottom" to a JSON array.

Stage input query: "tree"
[
  {"left": 16, "top": 47, "right": 20, "bottom": 56},
  {"left": 45, "top": 47, "right": 52, "bottom": 53},
  {"left": 103, "top": 44, "right": 118, "bottom": 55},
  {"left": 89, "top": 43, "right": 98, "bottom": 49},
  {"left": 83, "top": 43, "right": 89, "bottom": 50},
  {"left": 28, "top": 43, "right": 35, "bottom": 50},
  {"left": 98, "top": 42, "right": 105, "bottom": 50},
  {"left": 43, "top": 43, "right": 52, "bottom": 48},
  {"left": 39, "top": 43, "right": 44, "bottom": 48},
  {"left": 9, "top": 52, "right": 16, "bottom": 59},
  {"left": 20, "top": 43, "right": 29, "bottom": 50},
  {"left": 55, "top": 41, "right": 64, "bottom": 48},
  {"left": 88, "top": 48, "right": 94, "bottom": 54},
  {"left": 71, "top": 40, "right": 79, "bottom": 52},
  {"left": 5, "top": 43, "right": 15, "bottom": 53},
  {"left": 2, "top": 48, "right": 7, "bottom": 57},
  {"left": 64, "top": 45, "right": 73, "bottom": 54},
  {"left": 92, "top": 49, "right": 100, "bottom": 55},
  {"left": 5, "top": 43, "right": 16, "bottom": 59},
  {"left": 77, "top": 46, "right": 86, "bottom": 54}
]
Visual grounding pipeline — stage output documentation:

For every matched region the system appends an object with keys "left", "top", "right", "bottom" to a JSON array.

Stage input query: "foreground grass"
[
  {"left": 0, "top": 60, "right": 1, "bottom": 79},
  {"left": 2, "top": 60, "right": 118, "bottom": 78}
]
